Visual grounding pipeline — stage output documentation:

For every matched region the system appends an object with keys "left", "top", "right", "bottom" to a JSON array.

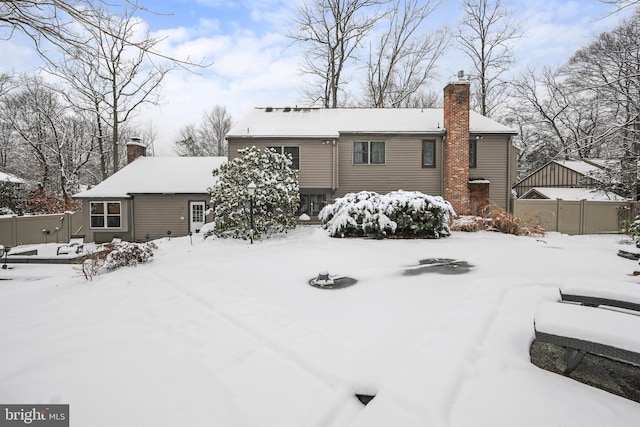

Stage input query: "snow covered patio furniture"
[
  {"left": 56, "top": 237, "right": 85, "bottom": 256},
  {"left": 559, "top": 281, "right": 640, "bottom": 313},
  {"left": 532, "top": 302, "right": 640, "bottom": 402}
]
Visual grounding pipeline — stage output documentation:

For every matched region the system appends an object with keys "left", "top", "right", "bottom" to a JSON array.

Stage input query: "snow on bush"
[
  {"left": 209, "top": 147, "right": 300, "bottom": 240},
  {"left": 624, "top": 215, "right": 640, "bottom": 246},
  {"left": 319, "top": 190, "right": 455, "bottom": 238},
  {"left": 103, "top": 241, "right": 156, "bottom": 270},
  {"left": 79, "top": 241, "right": 157, "bottom": 280}
]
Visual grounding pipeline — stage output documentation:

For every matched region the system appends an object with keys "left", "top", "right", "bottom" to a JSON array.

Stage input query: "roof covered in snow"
[
  {"left": 0, "top": 171, "right": 26, "bottom": 184},
  {"left": 74, "top": 156, "right": 227, "bottom": 198},
  {"left": 554, "top": 160, "right": 604, "bottom": 176},
  {"left": 228, "top": 108, "right": 516, "bottom": 138},
  {"left": 521, "top": 187, "right": 626, "bottom": 201}
]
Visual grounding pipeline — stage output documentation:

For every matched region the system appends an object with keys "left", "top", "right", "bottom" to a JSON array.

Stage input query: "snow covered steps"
[
  {"left": 560, "top": 281, "right": 640, "bottom": 313},
  {"left": 534, "top": 302, "right": 640, "bottom": 375},
  {"left": 532, "top": 280, "right": 640, "bottom": 402}
]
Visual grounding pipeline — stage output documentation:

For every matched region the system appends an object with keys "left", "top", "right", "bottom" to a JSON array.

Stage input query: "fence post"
[
  {"left": 11, "top": 215, "right": 17, "bottom": 247},
  {"left": 580, "top": 199, "right": 585, "bottom": 235},
  {"left": 65, "top": 212, "right": 72, "bottom": 242}
]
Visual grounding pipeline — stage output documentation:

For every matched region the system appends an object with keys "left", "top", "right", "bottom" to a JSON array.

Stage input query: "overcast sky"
[{"left": 0, "top": 0, "right": 635, "bottom": 155}]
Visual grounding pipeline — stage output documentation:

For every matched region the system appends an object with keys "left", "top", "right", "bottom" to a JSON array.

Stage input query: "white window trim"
[{"left": 90, "top": 201, "right": 122, "bottom": 229}]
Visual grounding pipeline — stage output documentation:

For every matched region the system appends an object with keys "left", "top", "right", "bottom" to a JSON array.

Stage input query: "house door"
[{"left": 189, "top": 201, "right": 206, "bottom": 233}]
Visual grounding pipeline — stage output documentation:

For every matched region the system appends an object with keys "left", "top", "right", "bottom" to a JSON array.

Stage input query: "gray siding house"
[
  {"left": 74, "top": 144, "right": 225, "bottom": 243},
  {"left": 227, "top": 82, "right": 518, "bottom": 216}
]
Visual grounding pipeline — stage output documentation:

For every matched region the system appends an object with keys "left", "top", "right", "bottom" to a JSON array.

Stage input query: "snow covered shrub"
[
  {"left": 486, "top": 209, "right": 544, "bottom": 236},
  {"left": 623, "top": 215, "right": 640, "bottom": 246},
  {"left": 79, "top": 257, "right": 104, "bottom": 281},
  {"left": 103, "top": 241, "right": 156, "bottom": 270},
  {"left": 77, "top": 241, "right": 157, "bottom": 280},
  {"left": 209, "top": 147, "right": 300, "bottom": 240},
  {"left": 319, "top": 190, "right": 455, "bottom": 239}
]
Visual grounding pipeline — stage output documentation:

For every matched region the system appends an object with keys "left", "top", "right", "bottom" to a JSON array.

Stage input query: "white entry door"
[{"left": 189, "top": 201, "right": 206, "bottom": 233}]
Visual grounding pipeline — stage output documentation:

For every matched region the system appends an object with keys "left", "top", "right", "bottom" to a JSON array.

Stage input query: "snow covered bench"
[
  {"left": 560, "top": 281, "right": 640, "bottom": 313},
  {"left": 534, "top": 302, "right": 640, "bottom": 375}
]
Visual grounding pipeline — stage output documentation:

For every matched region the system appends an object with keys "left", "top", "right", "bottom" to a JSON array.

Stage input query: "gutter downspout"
[
  {"left": 440, "top": 134, "right": 445, "bottom": 197},
  {"left": 508, "top": 136, "right": 514, "bottom": 213},
  {"left": 130, "top": 195, "right": 135, "bottom": 242},
  {"left": 333, "top": 139, "right": 338, "bottom": 193}
]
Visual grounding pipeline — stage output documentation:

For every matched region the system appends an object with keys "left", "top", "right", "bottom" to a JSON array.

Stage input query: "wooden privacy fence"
[
  {"left": 0, "top": 211, "right": 90, "bottom": 247},
  {"left": 513, "top": 199, "right": 635, "bottom": 235}
]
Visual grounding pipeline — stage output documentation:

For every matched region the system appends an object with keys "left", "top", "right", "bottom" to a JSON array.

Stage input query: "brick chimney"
[
  {"left": 443, "top": 78, "right": 471, "bottom": 215},
  {"left": 127, "top": 136, "right": 146, "bottom": 164}
]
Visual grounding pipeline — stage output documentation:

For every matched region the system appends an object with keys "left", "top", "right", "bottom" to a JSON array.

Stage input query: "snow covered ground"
[{"left": 0, "top": 227, "right": 639, "bottom": 426}]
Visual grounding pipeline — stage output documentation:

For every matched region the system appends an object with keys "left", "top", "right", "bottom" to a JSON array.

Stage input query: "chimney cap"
[{"left": 127, "top": 136, "right": 146, "bottom": 147}]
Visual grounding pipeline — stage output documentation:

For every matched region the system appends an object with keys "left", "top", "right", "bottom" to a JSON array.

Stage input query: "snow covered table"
[
  {"left": 534, "top": 302, "right": 640, "bottom": 375},
  {"left": 559, "top": 281, "right": 640, "bottom": 313}
]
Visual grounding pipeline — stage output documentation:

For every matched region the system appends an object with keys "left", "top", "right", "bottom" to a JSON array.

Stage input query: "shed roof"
[
  {"left": 0, "top": 171, "right": 26, "bottom": 184},
  {"left": 555, "top": 160, "right": 603, "bottom": 176},
  {"left": 74, "top": 156, "right": 227, "bottom": 198},
  {"left": 521, "top": 187, "right": 626, "bottom": 201},
  {"left": 228, "top": 107, "right": 516, "bottom": 138}
]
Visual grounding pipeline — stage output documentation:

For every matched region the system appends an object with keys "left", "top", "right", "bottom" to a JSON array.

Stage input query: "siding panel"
[
  {"left": 514, "top": 162, "right": 598, "bottom": 197},
  {"left": 228, "top": 138, "right": 333, "bottom": 189},
  {"left": 471, "top": 137, "right": 510, "bottom": 210},
  {"left": 132, "top": 194, "right": 208, "bottom": 241},
  {"left": 337, "top": 135, "right": 443, "bottom": 197}
]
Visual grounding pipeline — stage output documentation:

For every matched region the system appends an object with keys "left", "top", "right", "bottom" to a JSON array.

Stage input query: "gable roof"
[
  {"left": 228, "top": 107, "right": 516, "bottom": 138},
  {"left": 521, "top": 187, "right": 626, "bottom": 201},
  {"left": 555, "top": 160, "right": 604, "bottom": 177},
  {"left": 74, "top": 156, "right": 227, "bottom": 199},
  {"left": 0, "top": 171, "right": 26, "bottom": 184},
  {"left": 514, "top": 159, "right": 607, "bottom": 188}
]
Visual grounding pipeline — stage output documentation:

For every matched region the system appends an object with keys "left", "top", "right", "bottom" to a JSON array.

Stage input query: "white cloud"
[
  {"left": 2, "top": 0, "right": 637, "bottom": 156},
  {"left": 140, "top": 20, "right": 305, "bottom": 154}
]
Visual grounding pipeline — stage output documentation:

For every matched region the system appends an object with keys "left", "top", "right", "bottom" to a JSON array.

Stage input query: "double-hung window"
[
  {"left": 90, "top": 201, "right": 121, "bottom": 229},
  {"left": 267, "top": 146, "right": 300, "bottom": 169},
  {"left": 353, "top": 141, "right": 385, "bottom": 165}
]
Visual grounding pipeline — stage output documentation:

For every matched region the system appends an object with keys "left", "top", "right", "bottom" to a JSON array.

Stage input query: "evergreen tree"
[
  {"left": 0, "top": 181, "right": 25, "bottom": 215},
  {"left": 210, "top": 147, "right": 300, "bottom": 240}
]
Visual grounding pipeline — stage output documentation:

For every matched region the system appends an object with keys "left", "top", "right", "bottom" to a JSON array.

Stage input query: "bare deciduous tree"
[
  {"left": 0, "top": 0, "right": 97, "bottom": 54},
  {"left": 0, "top": 1, "right": 208, "bottom": 68},
  {"left": 48, "top": 4, "right": 172, "bottom": 175},
  {"left": 1, "top": 75, "right": 94, "bottom": 201},
  {"left": 199, "top": 105, "right": 232, "bottom": 156},
  {"left": 291, "top": 0, "right": 385, "bottom": 108},
  {"left": 364, "top": 0, "right": 449, "bottom": 107},
  {"left": 174, "top": 106, "right": 232, "bottom": 157},
  {"left": 600, "top": 0, "right": 640, "bottom": 13},
  {"left": 456, "top": 0, "right": 522, "bottom": 117},
  {"left": 563, "top": 12, "right": 640, "bottom": 159},
  {"left": 509, "top": 66, "right": 607, "bottom": 177}
]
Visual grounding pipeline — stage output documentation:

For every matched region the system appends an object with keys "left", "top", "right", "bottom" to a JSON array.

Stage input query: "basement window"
[{"left": 90, "top": 201, "right": 121, "bottom": 229}]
